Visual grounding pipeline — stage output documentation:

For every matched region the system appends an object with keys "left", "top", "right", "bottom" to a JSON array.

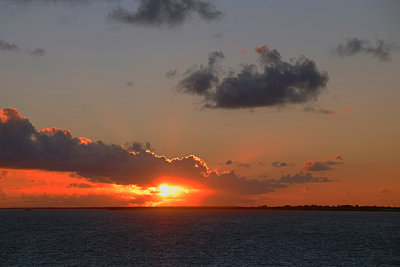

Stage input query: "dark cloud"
[
  {"left": 301, "top": 155, "right": 343, "bottom": 172},
  {"left": 0, "top": 108, "right": 335, "bottom": 205},
  {"left": 125, "top": 141, "right": 152, "bottom": 153},
  {"left": 278, "top": 173, "right": 332, "bottom": 184},
  {"left": 224, "top": 160, "right": 249, "bottom": 168},
  {"left": 272, "top": 161, "right": 288, "bottom": 167},
  {"left": 166, "top": 69, "right": 178, "bottom": 79},
  {"left": 0, "top": 37, "right": 46, "bottom": 57},
  {"left": 108, "top": 0, "right": 222, "bottom": 27},
  {"left": 302, "top": 160, "right": 332, "bottom": 172},
  {"left": 177, "top": 51, "right": 223, "bottom": 95},
  {"left": 205, "top": 171, "right": 284, "bottom": 196},
  {"left": 126, "top": 81, "right": 133, "bottom": 87},
  {"left": 178, "top": 46, "right": 329, "bottom": 109},
  {"left": 333, "top": 38, "right": 395, "bottom": 61},
  {"left": 29, "top": 48, "right": 46, "bottom": 57},
  {"left": 0, "top": 39, "right": 19, "bottom": 51},
  {"left": 325, "top": 155, "right": 343, "bottom": 165},
  {"left": 202, "top": 171, "right": 331, "bottom": 205},
  {"left": 0, "top": 108, "right": 208, "bottom": 186},
  {"left": 0, "top": 38, "right": 46, "bottom": 56}
]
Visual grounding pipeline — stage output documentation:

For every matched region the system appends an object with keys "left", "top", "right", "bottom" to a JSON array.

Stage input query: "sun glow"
[{"left": 158, "top": 185, "right": 187, "bottom": 197}]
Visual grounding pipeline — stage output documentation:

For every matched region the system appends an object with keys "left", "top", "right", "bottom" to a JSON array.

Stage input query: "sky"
[{"left": 0, "top": 0, "right": 399, "bottom": 207}]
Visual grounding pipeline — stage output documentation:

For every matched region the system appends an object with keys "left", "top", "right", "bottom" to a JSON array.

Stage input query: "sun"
[{"left": 158, "top": 185, "right": 186, "bottom": 197}]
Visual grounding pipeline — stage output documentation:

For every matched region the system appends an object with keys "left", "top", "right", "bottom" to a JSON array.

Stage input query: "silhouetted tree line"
[{"left": 254, "top": 205, "right": 400, "bottom": 212}]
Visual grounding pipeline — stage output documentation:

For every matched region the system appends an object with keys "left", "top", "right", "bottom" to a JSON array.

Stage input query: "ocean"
[{"left": 1, "top": 209, "right": 399, "bottom": 266}]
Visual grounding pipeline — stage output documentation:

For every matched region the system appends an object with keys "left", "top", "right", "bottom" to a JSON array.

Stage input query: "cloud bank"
[
  {"left": 0, "top": 108, "right": 209, "bottom": 186},
  {"left": 0, "top": 108, "right": 333, "bottom": 205},
  {"left": 177, "top": 46, "right": 329, "bottom": 109},
  {"left": 333, "top": 38, "right": 395, "bottom": 61},
  {"left": 108, "top": 0, "right": 222, "bottom": 27}
]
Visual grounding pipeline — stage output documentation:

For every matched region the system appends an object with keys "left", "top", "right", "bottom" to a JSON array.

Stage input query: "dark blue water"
[{"left": 0, "top": 209, "right": 399, "bottom": 266}]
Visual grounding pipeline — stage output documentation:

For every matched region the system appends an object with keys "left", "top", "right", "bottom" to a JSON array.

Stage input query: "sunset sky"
[{"left": 1, "top": 0, "right": 399, "bottom": 207}]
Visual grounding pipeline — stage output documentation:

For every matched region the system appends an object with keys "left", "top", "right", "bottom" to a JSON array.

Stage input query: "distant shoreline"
[{"left": 1, "top": 205, "right": 399, "bottom": 212}]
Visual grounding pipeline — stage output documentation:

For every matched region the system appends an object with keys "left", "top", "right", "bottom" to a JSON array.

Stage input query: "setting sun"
[{"left": 158, "top": 185, "right": 187, "bottom": 197}]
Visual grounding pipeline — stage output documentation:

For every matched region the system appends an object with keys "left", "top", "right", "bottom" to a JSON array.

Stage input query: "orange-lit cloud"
[
  {"left": 343, "top": 106, "right": 351, "bottom": 112},
  {"left": 0, "top": 108, "right": 335, "bottom": 207},
  {"left": 254, "top": 45, "right": 268, "bottom": 55},
  {"left": 0, "top": 169, "right": 208, "bottom": 207},
  {"left": 232, "top": 45, "right": 247, "bottom": 54}
]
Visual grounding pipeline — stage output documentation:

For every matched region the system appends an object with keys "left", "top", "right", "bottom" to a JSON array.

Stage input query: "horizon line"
[{"left": 1, "top": 205, "right": 399, "bottom": 211}]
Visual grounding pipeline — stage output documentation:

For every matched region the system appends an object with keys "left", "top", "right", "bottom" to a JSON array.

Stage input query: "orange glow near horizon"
[
  {"left": 0, "top": 169, "right": 213, "bottom": 207},
  {"left": 143, "top": 176, "right": 214, "bottom": 206},
  {"left": 1, "top": 168, "right": 399, "bottom": 207}
]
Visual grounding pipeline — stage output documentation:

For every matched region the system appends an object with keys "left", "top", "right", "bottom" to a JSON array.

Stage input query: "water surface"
[{"left": 1, "top": 209, "right": 399, "bottom": 266}]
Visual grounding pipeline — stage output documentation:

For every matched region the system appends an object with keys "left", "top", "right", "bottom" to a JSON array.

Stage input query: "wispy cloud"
[
  {"left": 178, "top": 51, "right": 223, "bottom": 95},
  {"left": 224, "top": 160, "right": 250, "bottom": 168},
  {"left": 301, "top": 155, "right": 343, "bottom": 172},
  {"left": 0, "top": 38, "right": 47, "bottom": 57},
  {"left": 0, "top": 39, "right": 19, "bottom": 51},
  {"left": 166, "top": 69, "right": 178, "bottom": 79},
  {"left": 29, "top": 48, "right": 46, "bottom": 56},
  {"left": 333, "top": 38, "right": 396, "bottom": 61},
  {"left": 278, "top": 173, "right": 332, "bottom": 184}
]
